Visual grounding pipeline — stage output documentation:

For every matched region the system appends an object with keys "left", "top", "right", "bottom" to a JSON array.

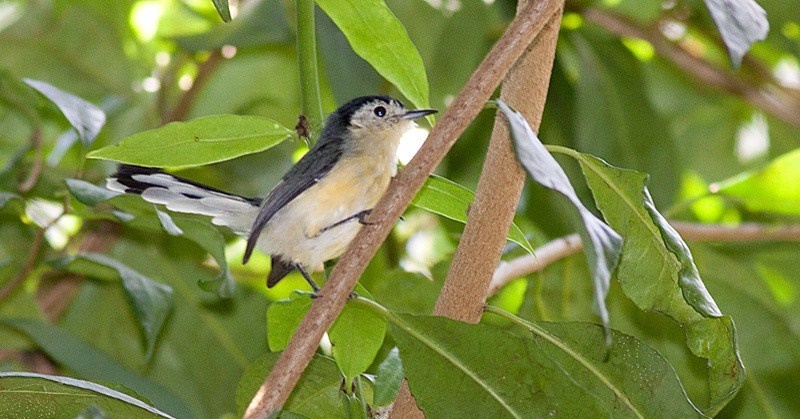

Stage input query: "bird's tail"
[{"left": 107, "top": 165, "right": 260, "bottom": 235}]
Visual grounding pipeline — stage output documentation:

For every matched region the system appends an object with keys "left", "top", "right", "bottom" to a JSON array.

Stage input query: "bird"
[{"left": 106, "top": 95, "right": 437, "bottom": 291}]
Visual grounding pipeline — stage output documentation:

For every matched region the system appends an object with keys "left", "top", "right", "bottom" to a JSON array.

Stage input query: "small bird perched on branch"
[{"left": 107, "top": 95, "right": 436, "bottom": 291}]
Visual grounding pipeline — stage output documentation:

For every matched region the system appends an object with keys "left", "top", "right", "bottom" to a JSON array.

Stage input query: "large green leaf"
[
  {"left": 714, "top": 148, "right": 800, "bottom": 215},
  {"left": 570, "top": 151, "right": 744, "bottom": 415},
  {"left": 87, "top": 115, "right": 293, "bottom": 168},
  {"left": 390, "top": 312, "right": 702, "bottom": 418},
  {"left": 329, "top": 300, "right": 387, "bottom": 388},
  {"left": 499, "top": 101, "right": 622, "bottom": 343},
  {"left": 51, "top": 253, "right": 173, "bottom": 359},
  {"left": 692, "top": 244, "right": 800, "bottom": 418},
  {"left": 266, "top": 293, "right": 313, "bottom": 352},
  {"left": 0, "top": 319, "right": 193, "bottom": 418},
  {"left": 235, "top": 352, "right": 346, "bottom": 418},
  {"left": 412, "top": 174, "right": 535, "bottom": 255},
  {"left": 0, "top": 372, "right": 173, "bottom": 419},
  {"left": 58, "top": 237, "right": 268, "bottom": 418},
  {"left": 315, "top": 0, "right": 430, "bottom": 110},
  {"left": 66, "top": 180, "right": 236, "bottom": 297}
]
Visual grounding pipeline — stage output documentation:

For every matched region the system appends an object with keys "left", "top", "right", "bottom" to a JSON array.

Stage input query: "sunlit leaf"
[
  {"left": 23, "top": 78, "right": 106, "bottom": 146},
  {"left": 87, "top": 115, "right": 293, "bottom": 168},
  {"left": 329, "top": 300, "right": 387, "bottom": 387},
  {"left": 390, "top": 313, "right": 702, "bottom": 418},
  {"left": 51, "top": 253, "right": 173, "bottom": 359},
  {"left": 412, "top": 174, "right": 535, "bottom": 255},
  {"left": 315, "top": 0, "right": 430, "bottom": 110},
  {"left": 0, "top": 319, "right": 192, "bottom": 418},
  {"left": 498, "top": 100, "right": 622, "bottom": 344},
  {"left": 0, "top": 372, "right": 174, "bottom": 419},
  {"left": 702, "top": 0, "right": 769, "bottom": 67},
  {"left": 571, "top": 152, "right": 744, "bottom": 415},
  {"left": 266, "top": 293, "right": 312, "bottom": 352},
  {"left": 714, "top": 148, "right": 800, "bottom": 216},
  {"left": 235, "top": 352, "right": 345, "bottom": 418}
]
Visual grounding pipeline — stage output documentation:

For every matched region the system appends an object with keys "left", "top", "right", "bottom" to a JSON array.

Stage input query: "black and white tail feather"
[{"left": 107, "top": 165, "right": 261, "bottom": 235}]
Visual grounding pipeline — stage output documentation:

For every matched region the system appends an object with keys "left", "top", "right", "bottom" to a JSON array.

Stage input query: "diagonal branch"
[
  {"left": 582, "top": 8, "right": 800, "bottom": 128},
  {"left": 243, "top": 0, "right": 565, "bottom": 417}
]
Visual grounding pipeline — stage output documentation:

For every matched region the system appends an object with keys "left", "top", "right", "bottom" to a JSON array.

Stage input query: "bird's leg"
[
  {"left": 314, "top": 209, "right": 373, "bottom": 237},
  {"left": 295, "top": 264, "right": 321, "bottom": 293}
]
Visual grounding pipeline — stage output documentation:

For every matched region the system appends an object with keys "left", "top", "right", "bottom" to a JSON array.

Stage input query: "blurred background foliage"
[{"left": 1, "top": 0, "right": 799, "bottom": 417}]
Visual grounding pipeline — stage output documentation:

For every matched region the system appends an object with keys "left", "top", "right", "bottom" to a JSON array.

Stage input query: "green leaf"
[
  {"left": 51, "top": 253, "right": 173, "bottom": 360},
  {"left": 572, "top": 152, "right": 744, "bottom": 415},
  {"left": 499, "top": 100, "right": 622, "bottom": 344},
  {"left": 412, "top": 174, "right": 535, "bottom": 255},
  {"left": 714, "top": 148, "right": 800, "bottom": 215},
  {"left": 390, "top": 313, "right": 703, "bottom": 419},
  {"left": 66, "top": 179, "right": 121, "bottom": 206},
  {"left": 329, "top": 300, "right": 387, "bottom": 388},
  {"left": 211, "top": 0, "right": 232, "bottom": 22},
  {"left": 0, "top": 372, "right": 173, "bottom": 418},
  {"left": 23, "top": 78, "right": 106, "bottom": 146},
  {"left": 236, "top": 352, "right": 346, "bottom": 418},
  {"left": 0, "top": 192, "right": 21, "bottom": 209},
  {"left": 0, "top": 319, "right": 192, "bottom": 419},
  {"left": 87, "top": 115, "right": 293, "bottom": 168},
  {"left": 66, "top": 183, "right": 237, "bottom": 298},
  {"left": 315, "top": 0, "right": 430, "bottom": 110},
  {"left": 373, "top": 347, "right": 403, "bottom": 407},
  {"left": 266, "top": 293, "right": 313, "bottom": 352},
  {"left": 702, "top": 0, "right": 769, "bottom": 68}
]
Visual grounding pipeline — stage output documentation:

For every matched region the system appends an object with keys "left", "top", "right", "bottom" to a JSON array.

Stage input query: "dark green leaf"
[
  {"left": 373, "top": 347, "right": 403, "bottom": 407},
  {"left": 87, "top": 115, "right": 293, "bottom": 168},
  {"left": 0, "top": 319, "right": 192, "bottom": 419},
  {"left": 499, "top": 100, "right": 622, "bottom": 343},
  {"left": 702, "top": 0, "right": 769, "bottom": 67},
  {"left": 714, "top": 148, "right": 800, "bottom": 215},
  {"left": 573, "top": 152, "right": 744, "bottom": 415},
  {"left": 329, "top": 300, "right": 387, "bottom": 387},
  {"left": 0, "top": 372, "right": 173, "bottom": 418},
  {"left": 315, "top": 0, "right": 430, "bottom": 110},
  {"left": 23, "top": 78, "right": 106, "bottom": 146},
  {"left": 211, "top": 0, "right": 232, "bottom": 22},
  {"left": 51, "top": 253, "right": 173, "bottom": 360},
  {"left": 390, "top": 313, "right": 703, "bottom": 419},
  {"left": 412, "top": 174, "right": 535, "bottom": 255},
  {"left": 236, "top": 352, "right": 346, "bottom": 418},
  {"left": 66, "top": 179, "right": 120, "bottom": 206}
]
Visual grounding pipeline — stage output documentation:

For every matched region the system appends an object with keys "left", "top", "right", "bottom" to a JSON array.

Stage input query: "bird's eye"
[{"left": 373, "top": 106, "right": 386, "bottom": 117}]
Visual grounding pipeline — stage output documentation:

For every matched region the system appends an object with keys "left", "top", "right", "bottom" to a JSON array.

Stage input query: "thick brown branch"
[
  {"left": 243, "top": 1, "right": 564, "bottom": 417},
  {"left": 582, "top": 8, "right": 800, "bottom": 128},
  {"left": 490, "top": 222, "right": 800, "bottom": 294}
]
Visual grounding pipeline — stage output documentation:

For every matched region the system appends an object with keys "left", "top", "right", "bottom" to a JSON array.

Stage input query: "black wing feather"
[{"left": 243, "top": 140, "right": 343, "bottom": 263}]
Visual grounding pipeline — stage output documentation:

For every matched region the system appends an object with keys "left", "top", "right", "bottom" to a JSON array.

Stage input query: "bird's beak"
[{"left": 402, "top": 109, "right": 438, "bottom": 120}]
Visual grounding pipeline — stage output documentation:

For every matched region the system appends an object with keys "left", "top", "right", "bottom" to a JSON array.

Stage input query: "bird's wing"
[{"left": 243, "top": 140, "right": 344, "bottom": 263}]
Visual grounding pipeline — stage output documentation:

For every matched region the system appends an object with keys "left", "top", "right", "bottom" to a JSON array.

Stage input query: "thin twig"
[
  {"left": 243, "top": 1, "right": 564, "bottom": 417},
  {"left": 162, "top": 50, "right": 223, "bottom": 124},
  {"left": 582, "top": 8, "right": 800, "bottom": 128},
  {"left": 0, "top": 227, "right": 46, "bottom": 302},
  {"left": 489, "top": 222, "right": 800, "bottom": 294},
  {"left": 17, "top": 127, "right": 44, "bottom": 193}
]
